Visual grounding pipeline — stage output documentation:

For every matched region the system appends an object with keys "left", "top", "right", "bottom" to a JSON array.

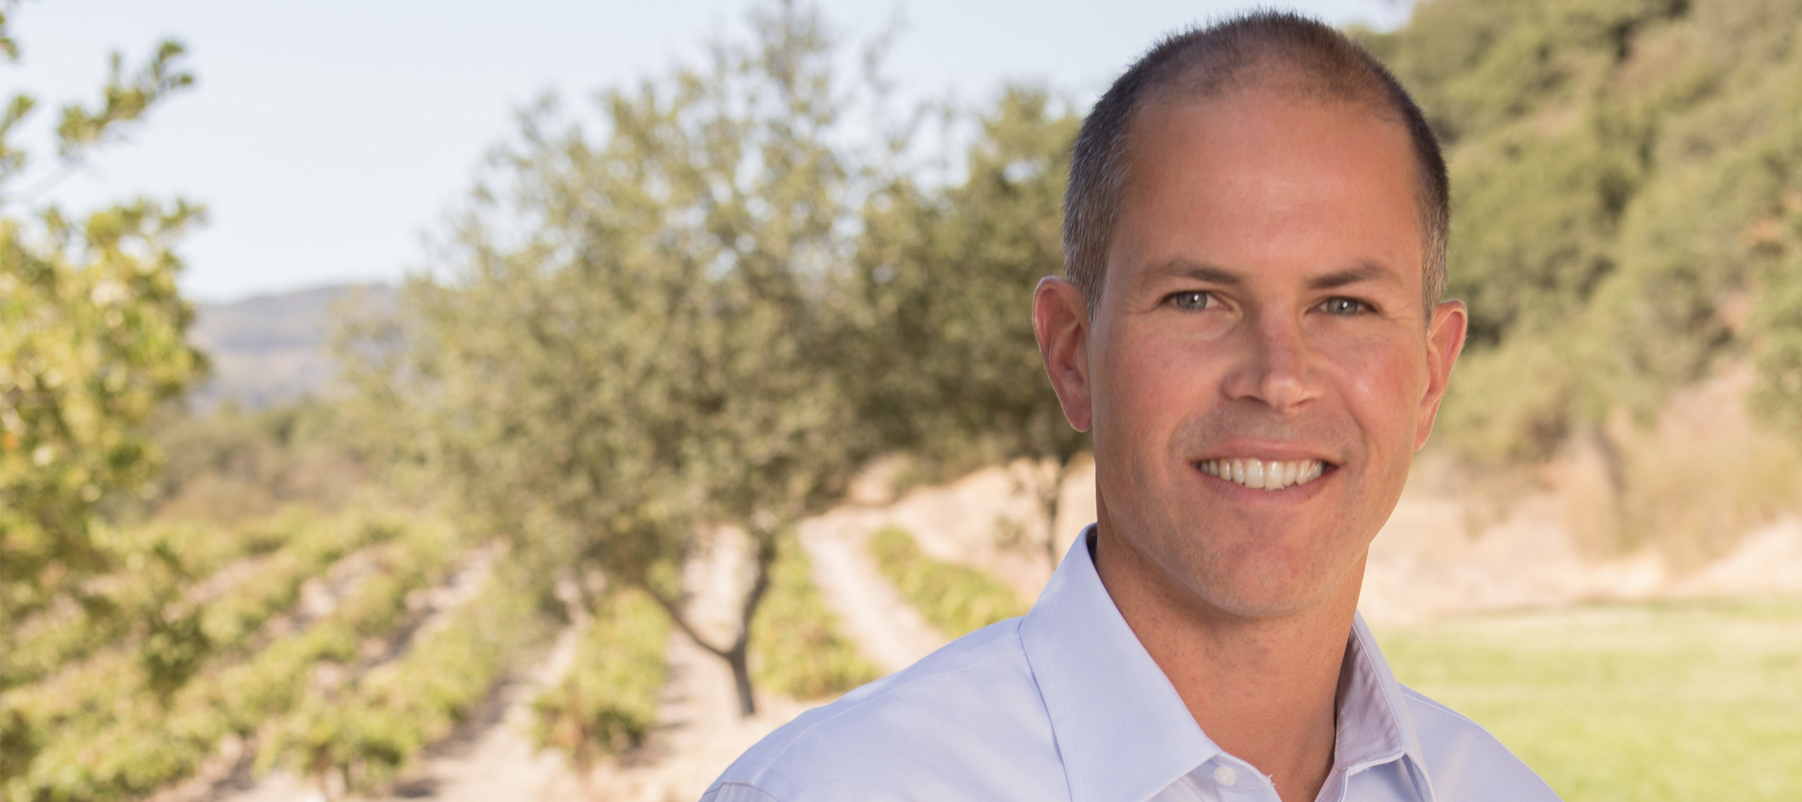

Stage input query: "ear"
[
  {"left": 1415, "top": 299, "right": 1468, "bottom": 450},
  {"left": 1033, "top": 276, "right": 1094, "bottom": 432}
]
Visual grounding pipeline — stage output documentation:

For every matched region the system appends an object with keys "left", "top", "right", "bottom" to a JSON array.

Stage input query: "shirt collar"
[
  {"left": 1333, "top": 613, "right": 1435, "bottom": 799},
  {"left": 1019, "top": 526, "right": 1217, "bottom": 802},
  {"left": 1020, "top": 525, "right": 1435, "bottom": 802}
]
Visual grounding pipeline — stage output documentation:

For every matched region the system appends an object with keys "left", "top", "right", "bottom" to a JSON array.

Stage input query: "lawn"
[{"left": 1372, "top": 597, "right": 1802, "bottom": 801}]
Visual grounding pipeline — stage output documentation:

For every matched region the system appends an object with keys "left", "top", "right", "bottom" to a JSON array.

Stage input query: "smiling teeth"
[{"left": 1200, "top": 458, "right": 1325, "bottom": 490}]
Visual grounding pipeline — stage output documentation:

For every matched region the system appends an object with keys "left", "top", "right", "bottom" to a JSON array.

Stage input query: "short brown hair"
[{"left": 1063, "top": 11, "right": 1448, "bottom": 313}]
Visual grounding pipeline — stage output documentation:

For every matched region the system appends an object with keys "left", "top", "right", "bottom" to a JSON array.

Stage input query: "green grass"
[
  {"left": 751, "top": 540, "right": 883, "bottom": 699},
  {"left": 1373, "top": 597, "right": 1802, "bottom": 802},
  {"left": 868, "top": 526, "right": 1023, "bottom": 639}
]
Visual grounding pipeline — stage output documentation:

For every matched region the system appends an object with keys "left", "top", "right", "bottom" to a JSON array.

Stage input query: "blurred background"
[{"left": 3, "top": 0, "right": 1800, "bottom": 800}]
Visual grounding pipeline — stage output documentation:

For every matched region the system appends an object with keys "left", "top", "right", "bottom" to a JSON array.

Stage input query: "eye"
[
  {"left": 1319, "top": 297, "right": 1369, "bottom": 316},
  {"left": 1169, "top": 290, "right": 1217, "bottom": 311}
]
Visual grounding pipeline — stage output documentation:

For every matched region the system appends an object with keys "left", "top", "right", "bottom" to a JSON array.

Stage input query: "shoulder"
[
  {"left": 1398, "top": 685, "right": 1564, "bottom": 801},
  {"left": 702, "top": 618, "right": 1067, "bottom": 802}
]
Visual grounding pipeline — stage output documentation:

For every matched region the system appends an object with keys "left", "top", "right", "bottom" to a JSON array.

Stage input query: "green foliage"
[
  {"left": 1, "top": 512, "right": 456, "bottom": 802},
  {"left": 1362, "top": 0, "right": 1689, "bottom": 144},
  {"left": 531, "top": 589, "right": 668, "bottom": 770},
  {"left": 1747, "top": 196, "right": 1802, "bottom": 438},
  {"left": 851, "top": 87, "right": 1081, "bottom": 462},
  {"left": 52, "top": 42, "right": 193, "bottom": 160},
  {"left": 0, "top": 198, "right": 206, "bottom": 619},
  {"left": 1433, "top": 336, "right": 1582, "bottom": 463},
  {"left": 0, "top": 4, "right": 17, "bottom": 64},
  {"left": 1377, "top": 598, "right": 1802, "bottom": 801},
  {"left": 138, "top": 608, "right": 209, "bottom": 705},
  {"left": 145, "top": 400, "right": 375, "bottom": 523},
  {"left": 0, "top": 6, "right": 203, "bottom": 633},
  {"left": 1, "top": 516, "right": 290, "bottom": 691},
  {"left": 750, "top": 539, "right": 882, "bottom": 699},
  {"left": 345, "top": 0, "right": 890, "bottom": 716},
  {"left": 1359, "top": 0, "right": 1802, "bottom": 459},
  {"left": 0, "top": 511, "right": 420, "bottom": 717},
  {"left": 868, "top": 526, "right": 1022, "bottom": 639},
  {"left": 259, "top": 556, "right": 550, "bottom": 796},
  {"left": 849, "top": 86, "right": 1088, "bottom": 564}
]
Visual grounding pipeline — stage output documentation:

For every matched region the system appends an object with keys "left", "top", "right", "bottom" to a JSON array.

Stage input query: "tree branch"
[{"left": 637, "top": 580, "right": 732, "bottom": 660}]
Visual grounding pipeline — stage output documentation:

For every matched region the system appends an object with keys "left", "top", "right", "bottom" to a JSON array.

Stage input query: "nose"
[{"left": 1221, "top": 309, "right": 1320, "bottom": 413}]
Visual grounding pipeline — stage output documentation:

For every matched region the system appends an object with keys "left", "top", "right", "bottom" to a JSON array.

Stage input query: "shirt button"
[{"left": 1212, "top": 765, "right": 1238, "bottom": 787}]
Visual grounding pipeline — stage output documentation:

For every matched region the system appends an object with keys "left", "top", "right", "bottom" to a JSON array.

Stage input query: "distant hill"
[{"left": 186, "top": 284, "right": 396, "bottom": 411}]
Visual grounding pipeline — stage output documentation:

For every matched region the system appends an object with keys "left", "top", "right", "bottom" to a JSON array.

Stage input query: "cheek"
[
  {"left": 1318, "top": 334, "right": 1426, "bottom": 449},
  {"left": 1096, "top": 325, "right": 1216, "bottom": 436}
]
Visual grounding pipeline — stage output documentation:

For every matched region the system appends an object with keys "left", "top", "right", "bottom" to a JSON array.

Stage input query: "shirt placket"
[{"left": 1159, "top": 756, "right": 1284, "bottom": 802}]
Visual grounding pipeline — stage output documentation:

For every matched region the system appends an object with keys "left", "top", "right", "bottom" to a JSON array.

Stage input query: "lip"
[{"left": 1190, "top": 438, "right": 1340, "bottom": 467}]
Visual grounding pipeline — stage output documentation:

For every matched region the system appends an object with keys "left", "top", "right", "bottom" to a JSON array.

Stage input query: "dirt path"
[
  {"left": 365, "top": 617, "right": 585, "bottom": 802},
  {"left": 798, "top": 514, "right": 946, "bottom": 673},
  {"left": 868, "top": 461, "right": 1090, "bottom": 605},
  {"left": 566, "top": 529, "right": 812, "bottom": 802}
]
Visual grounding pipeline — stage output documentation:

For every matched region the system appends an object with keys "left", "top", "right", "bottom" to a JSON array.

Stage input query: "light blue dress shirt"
[{"left": 702, "top": 527, "right": 1562, "bottom": 801}]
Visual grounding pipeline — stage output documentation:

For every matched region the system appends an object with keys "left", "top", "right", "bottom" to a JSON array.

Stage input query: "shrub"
[
  {"left": 750, "top": 540, "right": 883, "bottom": 699},
  {"left": 531, "top": 589, "right": 668, "bottom": 771},
  {"left": 868, "top": 527, "right": 1023, "bottom": 639},
  {"left": 259, "top": 556, "right": 549, "bottom": 795}
]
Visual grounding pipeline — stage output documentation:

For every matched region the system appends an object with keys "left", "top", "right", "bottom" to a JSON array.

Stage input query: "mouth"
[{"left": 1196, "top": 457, "right": 1331, "bottom": 491}]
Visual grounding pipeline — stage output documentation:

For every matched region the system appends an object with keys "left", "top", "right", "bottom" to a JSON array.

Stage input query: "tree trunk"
[
  {"left": 640, "top": 529, "right": 776, "bottom": 719},
  {"left": 725, "top": 643, "right": 756, "bottom": 717},
  {"left": 726, "top": 532, "right": 776, "bottom": 717}
]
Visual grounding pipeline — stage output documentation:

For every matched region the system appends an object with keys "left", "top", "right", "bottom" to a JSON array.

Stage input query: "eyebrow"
[
  {"left": 1148, "top": 259, "right": 1400, "bottom": 290},
  {"left": 1306, "top": 263, "right": 1396, "bottom": 291},
  {"left": 1148, "top": 259, "right": 1242, "bottom": 285}
]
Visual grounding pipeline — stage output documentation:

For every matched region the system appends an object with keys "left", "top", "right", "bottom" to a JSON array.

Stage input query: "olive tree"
[
  {"left": 849, "top": 87, "right": 1087, "bottom": 568},
  {"left": 349, "top": 0, "right": 879, "bottom": 717}
]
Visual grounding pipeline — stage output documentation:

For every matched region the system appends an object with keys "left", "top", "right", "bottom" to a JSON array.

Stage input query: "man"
[{"left": 703, "top": 12, "right": 1560, "bottom": 802}]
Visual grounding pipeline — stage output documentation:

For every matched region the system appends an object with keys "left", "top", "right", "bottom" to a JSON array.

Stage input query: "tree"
[
  {"left": 1359, "top": 0, "right": 1802, "bottom": 461},
  {"left": 348, "top": 0, "right": 878, "bottom": 717},
  {"left": 0, "top": 3, "right": 204, "bottom": 633},
  {"left": 849, "top": 87, "right": 1087, "bottom": 568}
]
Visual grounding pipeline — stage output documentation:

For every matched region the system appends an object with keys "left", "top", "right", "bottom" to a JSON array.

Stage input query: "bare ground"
[
  {"left": 798, "top": 516, "right": 945, "bottom": 673},
  {"left": 193, "top": 458, "right": 1802, "bottom": 801}
]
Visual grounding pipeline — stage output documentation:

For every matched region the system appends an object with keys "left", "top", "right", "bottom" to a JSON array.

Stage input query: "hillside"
[
  {"left": 10, "top": 2, "right": 1802, "bottom": 801},
  {"left": 187, "top": 285, "right": 394, "bottom": 411},
  {"left": 1359, "top": 0, "right": 1802, "bottom": 466},
  {"left": 145, "top": 462, "right": 1802, "bottom": 802}
]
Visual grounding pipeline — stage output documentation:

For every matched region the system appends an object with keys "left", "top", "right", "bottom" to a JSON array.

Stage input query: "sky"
[{"left": 6, "top": 0, "right": 1415, "bottom": 303}]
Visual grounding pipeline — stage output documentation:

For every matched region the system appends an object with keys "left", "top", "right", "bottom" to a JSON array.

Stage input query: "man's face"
[{"left": 1036, "top": 89, "right": 1465, "bottom": 619}]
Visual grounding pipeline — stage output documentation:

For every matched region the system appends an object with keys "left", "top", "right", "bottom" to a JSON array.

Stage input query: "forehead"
[{"left": 1106, "top": 89, "right": 1423, "bottom": 298}]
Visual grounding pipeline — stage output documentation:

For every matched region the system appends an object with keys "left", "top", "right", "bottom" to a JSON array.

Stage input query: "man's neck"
[{"left": 1091, "top": 523, "right": 1365, "bottom": 802}]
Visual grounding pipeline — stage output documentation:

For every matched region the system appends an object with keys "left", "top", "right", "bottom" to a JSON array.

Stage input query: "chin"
[{"left": 1184, "top": 550, "right": 1350, "bottom": 620}]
